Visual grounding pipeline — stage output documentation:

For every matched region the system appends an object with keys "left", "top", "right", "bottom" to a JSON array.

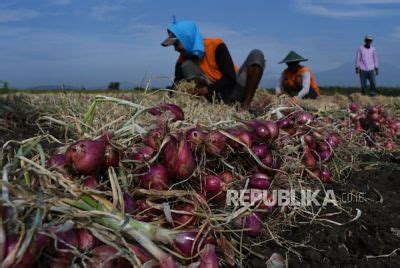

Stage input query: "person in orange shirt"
[
  {"left": 161, "top": 20, "right": 265, "bottom": 110},
  {"left": 275, "top": 51, "right": 320, "bottom": 102}
]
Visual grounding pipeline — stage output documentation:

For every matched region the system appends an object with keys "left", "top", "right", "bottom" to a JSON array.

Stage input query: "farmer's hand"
[
  {"left": 196, "top": 86, "right": 209, "bottom": 96},
  {"left": 375, "top": 68, "right": 379, "bottom": 76},
  {"left": 355, "top": 67, "right": 359, "bottom": 74}
]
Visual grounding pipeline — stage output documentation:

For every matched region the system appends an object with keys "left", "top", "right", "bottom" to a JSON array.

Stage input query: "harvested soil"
[{"left": 252, "top": 153, "right": 400, "bottom": 267}]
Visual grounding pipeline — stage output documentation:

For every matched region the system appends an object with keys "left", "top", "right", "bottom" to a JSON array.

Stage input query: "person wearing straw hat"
[
  {"left": 161, "top": 20, "right": 265, "bottom": 110},
  {"left": 355, "top": 35, "right": 379, "bottom": 96},
  {"left": 275, "top": 51, "right": 320, "bottom": 102}
]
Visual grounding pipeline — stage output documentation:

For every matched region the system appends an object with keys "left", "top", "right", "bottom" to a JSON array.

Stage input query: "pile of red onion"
[
  {"left": 349, "top": 103, "right": 399, "bottom": 150},
  {"left": 7, "top": 100, "right": 374, "bottom": 267}
]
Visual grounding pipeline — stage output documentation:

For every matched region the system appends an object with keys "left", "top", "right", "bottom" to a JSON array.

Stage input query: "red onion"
[
  {"left": 172, "top": 231, "right": 208, "bottom": 257},
  {"left": 87, "top": 245, "right": 130, "bottom": 268},
  {"left": 318, "top": 150, "right": 332, "bottom": 161},
  {"left": 258, "top": 194, "right": 276, "bottom": 214},
  {"left": 139, "top": 164, "right": 169, "bottom": 190},
  {"left": 252, "top": 144, "right": 269, "bottom": 159},
  {"left": 203, "top": 175, "right": 225, "bottom": 202},
  {"left": 52, "top": 229, "right": 79, "bottom": 250},
  {"left": 303, "top": 145, "right": 317, "bottom": 169},
  {"left": 384, "top": 140, "right": 396, "bottom": 151},
  {"left": 320, "top": 167, "right": 333, "bottom": 183},
  {"left": 45, "top": 228, "right": 79, "bottom": 265},
  {"left": 65, "top": 139, "right": 107, "bottom": 175},
  {"left": 135, "top": 200, "right": 161, "bottom": 222},
  {"left": 83, "top": 176, "right": 98, "bottom": 189},
  {"left": 235, "top": 213, "right": 262, "bottom": 237},
  {"left": 296, "top": 111, "right": 314, "bottom": 125},
  {"left": 123, "top": 193, "right": 137, "bottom": 214},
  {"left": 130, "top": 146, "right": 155, "bottom": 162},
  {"left": 4, "top": 233, "right": 49, "bottom": 267},
  {"left": 261, "top": 120, "right": 279, "bottom": 140},
  {"left": 199, "top": 244, "right": 218, "bottom": 268},
  {"left": 98, "top": 131, "right": 114, "bottom": 143},
  {"left": 367, "top": 106, "right": 379, "bottom": 115},
  {"left": 78, "top": 229, "right": 99, "bottom": 251},
  {"left": 144, "top": 128, "right": 165, "bottom": 150},
  {"left": 186, "top": 127, "right": 207, "bottom": 148},
  {"left": 205, "top": 130, "right": 227, "bottom": 156},
  {"left": 126, "top": 244, "right": 153, "bottom": 264},
  {"left": 261, "top": 151, "right": 274, "bottom": 168},
  {"left": 226, "top": 129, "right": 252, "bottom": 149},
  {"left": 349, "top": 102, "right": 360, "bottom": 113},
  {"left": 163, "top": 135, "right": 196, "bottom": 181},
  {"left": 149, "top": 103, "right": 184, "bottom": 122},
  {"left": 254, "top": 124, "right": 270, "bottom": 139},
  {"left": 318, "top": 141, "right": 330, "bottom": 152},
  {"left": 249, "top": 173, "right": 270, "bottom": 190},
  {"left": 326, "top": 133, "right": 341, "bottom": 147},
  {"left": 218, "top": 171, "right": 234, "bottom": 184},
  {"left": 47, "top": 153, "right": 67, "bottom": 170},
  {"left": 277, "top": 117, "right": 292, "bottom": 129},
  {"left": 354, "top": 120, "right": 363, "bottom": 131},
  {"left": 172, "top": 204, "right": 196, "bottom": 227},
  {"left": 370, "top": 113, "right": 380, "bottom": 122},
  {"left": 160, "top": 103, "right": 184, "bottom": 122},
  {"left": 104, "top": 145, "right": 121, "bottom": 168},
  {"left": 304, "top": 134, "right": 316, "bottom": 150},
  {"left": 148, "top": 107, "right": 163, "bottom": 116}
]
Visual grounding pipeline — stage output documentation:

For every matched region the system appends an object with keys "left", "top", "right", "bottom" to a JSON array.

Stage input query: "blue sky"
[{"left": 0, "top": 0, "right": 399, "bottom": 88}]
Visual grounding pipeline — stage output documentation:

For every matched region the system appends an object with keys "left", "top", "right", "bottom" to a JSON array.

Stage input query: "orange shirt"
[
  {"left": 283, "top": 66, "right": 320, "bottom": 94},
  {"left": 178, "top": 38, "right": 237, "bottom": 83}
]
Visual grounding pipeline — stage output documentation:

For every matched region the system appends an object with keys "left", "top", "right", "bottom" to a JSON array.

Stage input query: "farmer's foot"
[{"left": 369, "top": 91, "right": 377, "bottom": 97}]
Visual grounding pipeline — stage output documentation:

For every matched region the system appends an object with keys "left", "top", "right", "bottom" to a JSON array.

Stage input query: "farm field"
[{"left": 1, "top": 89, "right": 400, "bottom": 267}]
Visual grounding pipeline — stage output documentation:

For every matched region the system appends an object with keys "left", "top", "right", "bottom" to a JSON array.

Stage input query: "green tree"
[
  {"left": 0, "top": 80, "right": 9, "bottom": 94},
  {"left": 108, "top": 82, "right": 120, "bottom": 91}
]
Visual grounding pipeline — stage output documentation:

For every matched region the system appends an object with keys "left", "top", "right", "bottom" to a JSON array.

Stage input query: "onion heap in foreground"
[{"left": 0, "top": 95, "right": 398, "bottom": 267}]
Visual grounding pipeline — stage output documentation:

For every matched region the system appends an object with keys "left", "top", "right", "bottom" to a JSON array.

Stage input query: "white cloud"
[
  {"left": 0, "top": 26, "right": 31, "bottom": 37},
  {"left": 0, "top": 9, "right": 39, "bottom": 22},
  {"left": 90, "top": 4, "right": 123, "bottom": 20},
  {"left": 295, "top": 0, "right": 400, "bottom": 18},
  {"left": 327, "top": 0, "right": 400, "bottom": 4},
  {"left": 49, "top": 0, "right": 72, "bottom": 5},
  {"left": 392, "top": 26, "right": 400, "bottom": 39}
]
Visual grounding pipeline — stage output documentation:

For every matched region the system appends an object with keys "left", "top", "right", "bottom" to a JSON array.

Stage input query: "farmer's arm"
[
  {"left": 297, "top": 71, "right": 311, "bottom": 99},
  {"left": 373, "top": 48, "right": 379, "bottom": 74},
  {"left": 355, "top": 47, "right": 361, "bottom": 73},
  {"left": 206, "top": 43, "right": 237, "bottom": 94},
  {"left": 174, "top": 62, "right": 184, "bottom": 85}
]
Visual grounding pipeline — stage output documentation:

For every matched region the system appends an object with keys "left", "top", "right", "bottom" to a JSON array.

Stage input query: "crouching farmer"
[
  {"left": 275, "top": 51, "right": 320, "bottom": 102},
  {"left": 162, "top": 20, "right": 265, "bottom": 110}
]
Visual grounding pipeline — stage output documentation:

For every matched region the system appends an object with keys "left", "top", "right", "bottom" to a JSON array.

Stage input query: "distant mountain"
[
  {"left": 26, "top": 85, "right": 79, "bottom": 90},
  {"left": 316, "top": 62, "right": 400, "bottom": 87}
]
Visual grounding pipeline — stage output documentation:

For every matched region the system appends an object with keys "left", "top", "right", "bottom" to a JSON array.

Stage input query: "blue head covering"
[{"left": 168, "top": 21, "right": 205, "bottom": 59}]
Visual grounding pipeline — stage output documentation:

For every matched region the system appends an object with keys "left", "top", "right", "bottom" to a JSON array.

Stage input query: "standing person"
[
  {"left": 355, "top": 35, "right": 379, "bottom": 96},
  {"left": 275, "top": 51, "right": 320, "bottom": 102},
  {"left": 161, "top": 20, "right": 265, "bottom": 110}
]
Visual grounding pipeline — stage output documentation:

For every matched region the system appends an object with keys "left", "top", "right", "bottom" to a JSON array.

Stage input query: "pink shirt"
[{"left": 355, "top": 46, "right": 378, "bottom": 71}]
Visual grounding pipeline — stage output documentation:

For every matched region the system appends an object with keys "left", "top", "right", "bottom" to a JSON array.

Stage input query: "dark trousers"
[
  {"left": 359, "top": 70, "right": 376, "bottom": 95},
  {"left": 181, "top": 49, "right": 265, "bottom": 104}
]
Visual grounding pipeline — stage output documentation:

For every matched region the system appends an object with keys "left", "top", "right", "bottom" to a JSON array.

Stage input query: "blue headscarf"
[{"left": 168, "top": 21, "right": 205, "bottom": 59}]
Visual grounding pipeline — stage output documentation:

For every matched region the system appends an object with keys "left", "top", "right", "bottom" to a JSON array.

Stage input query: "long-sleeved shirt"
[
  {"left": 275, "top": 71, "right": 311, "bottom": 99},
  {"left": 355, "top": 46, "right": 378, "bottom": 71},
  {"left": 174, "top": 42, "right": 236, "bottom": 100}
]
